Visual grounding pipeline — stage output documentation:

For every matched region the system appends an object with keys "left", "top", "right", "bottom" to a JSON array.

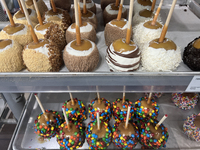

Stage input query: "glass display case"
[{"left": 0, "top": 0, "right": 200, "bottom": 149}]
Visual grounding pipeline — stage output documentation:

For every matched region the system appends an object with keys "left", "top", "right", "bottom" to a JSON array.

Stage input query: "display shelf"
[
  {"left": 12, "top": 93, "right": 200, "bottom": 150},
  {"left": 0, "top": 1, "right": 200, "bottom": 93}
]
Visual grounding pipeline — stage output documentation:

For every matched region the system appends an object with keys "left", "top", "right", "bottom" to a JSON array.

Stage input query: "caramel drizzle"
[
  {"left": 193, "top": 38, "right": 200, "bottom": 49},
  {"left": 70, "top": 39, "right": 92, "bottom": 51},
  {"left": 28, "top": 39, "right": 49, "bottom": 49},
  {"left": 0, "top": 39, "right": 12, "bottom": 49},
  {"left": 15, "top": 9, "right": 31, "bottom": 19},
  {"left": 113, "top": 38, "right": 136, "bottom": 53},
  {"left": 110, "top": 19, "right": 127, "bottom": 28},
  {"left": 3, "top": 23, "right": 25, "bottom": 34},
  {"left": 149, "top": 38, "right": 177, "bottom": 51}
]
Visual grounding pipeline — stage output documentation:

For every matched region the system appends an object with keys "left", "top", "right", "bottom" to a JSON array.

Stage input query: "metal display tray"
[
  {"left": 12, "top": 93, "right": 200, "bottom": 150},
  {"left": 1, "top": 2, "right": 200, "bottom": 93}
]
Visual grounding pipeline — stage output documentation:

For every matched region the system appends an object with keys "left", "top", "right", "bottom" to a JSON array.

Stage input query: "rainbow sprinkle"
[
  {"left": 62, "top": 98, "right": 86, "bottom": 123},
  {"left": 88, "top": 98, "right": 112, "bottom": 122},
  {"left": 56, "top": 122, "right": 85, "bottom": 150},
  {"left": 112, "top": 122, "right": 139, "bottom": 149},
  {"left": 183, "top": 113, "right": 200, "bottom": 142},
  {"left": 140, "top": 119, "right": 169, "bottom": 149},
  {"left": 112, "top": 98, "right": 134, "bottom": 122},
  {"left": 172, "top": 93, "right": 198, "bottom": 110},
  {"left": 134, "top": 97, "right": 159, "bottom": 122},
  {"left": 86, "top": 120, "right": 112, "bottom": 149},
  {"left": 34, "top": 110, "right": 62, "bottom": 139}
]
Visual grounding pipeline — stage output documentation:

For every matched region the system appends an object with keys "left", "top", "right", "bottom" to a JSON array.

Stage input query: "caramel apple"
[
  {"left": 134, "top": 97, "right": 159, "bottom": 122},
  {"left": 34, "top": 23, "right": 66, "bottom": 50},
  {"left": 86, "top": 120, "right": 112, "bottom": 149},
  {"left": 23, "top": 39, "right": 63, "bottom": 72},
  {"left": 112, "top": 122, "right": 140, "bottom": 149},
  {"left": 112, "top": 98, "right": 134, "bottom": 122},
  {"left": 25, "top": 0, "right": 48, "bottom": 16},
  {"left": 56, "top": 122, "right": 85, "bottom": 149},
  {"left": 141, "top": 38, "right": 181, "bottom": 71},
  {"left": 0, "top": 39, "right": 24, "bottom": 72},
  {"left": 140, "top": 119, "right": 169, "bottom": 149},
  {"left": 66, "top": 21, "right": 96, "bottom": 43},
  {"left": 106, "top": 38, "right": 141, "bottom": 72},
  {"left": 0, "top": 23, "right": 32, "bottom": 46},
  {"left": 62, "top": 98, "right": 87, "bottom": 123},
  {"left": 72, "top": 10, "right": 98, "bottom": 30},
  {"left": 43, "top": 8, "right": 72, "bottom": 32},
  {"left": 34, "top": 110, "right": 62, "bottom": 139},
  {"left": 183, "top": 37, "right": 200, "bottom": 71},
  {"left": 172, "top": 93, "right": 198, "bottom": 110},
  {"left": 103, "top": 3, "right": 127, "bottom": 26},
  {"left": 63, "top": 39, "right": 99, "bottom": 72},
  {"left": 183, "top": 113, "right": 200, "bottom": 142},
  {"left": 88, "top": 97, "right": 112, "bottom": 122},
  {"left": 105, "top": 18, "right": 128, "bottom": 46},
  {"left": 13, "top": 8, "right": 38, "bottom": 27}
]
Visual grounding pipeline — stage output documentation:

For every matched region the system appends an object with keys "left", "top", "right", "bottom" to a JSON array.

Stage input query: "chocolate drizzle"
[{"left": 106, "top": 46, "right": 141, "bottom": 69}]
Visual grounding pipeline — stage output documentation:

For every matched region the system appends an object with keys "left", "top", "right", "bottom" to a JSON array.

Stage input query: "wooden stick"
[
  {"left": 50, "top": 0, "right": 57, "bottom": 12},
  {"left": 159, "top": 0, "right": 177, "bottom": 43},
  {"left": 83, "top": 0, "right": 87, "bottom": 14},
  {"left": 17, "top": 0, "right": 24, "bottom": 14},
  {"left": 33, "top": 0, "right": 43, "bottom": 25},
  {"left": 147, "top": 93, "right": 152, "bottom": 104},
  {"left": 96, "top": 86, "right": 101, "bottom": 104},
  {"left": 67, "top": 86, "right": 74, "bottom": 105},
  {"left": 122, "top": 86, "right": 125, "bottom": 103},
  {"left": 115, "top": 0, "right": 119, "bottom": 6},
  {"left": 62, "top": 107, "right": 71, "bottom": 130},
  {"left": 117, "top": 0, "right": 124, "bottom": 21},
  {"left": 125, "top": 106, "right": 131, "bottom": 129},
  {"left": 155, "top": 114, "right": 168, "bottom": 129},
  {"left": 97, "top": 110, "right": 100, "bottom": 130},
  {"left": 34, "top": 94, "right": 48, "bottom": 121},
  {"left": 126, "top": 0, "right": 134, "bottom": 44},
  {"left": 151, "top": 0, "right": 156, "bottom": 12},
  {"left": 1, "top": 0, "right": 15, "bottom": 26},
  {"left": 69, "top": 92, "right": 75, "bottom": 105},
  {"left": 151, "top": 0, "right": 164, "bottom": 26},
  {"left": 20, "top": 0, "right": 39, "bottom": 43},
  {"left": 74, "top": 0, "right": 81, "bottom": 45},
  {"left": 78, "top": 0, "right": 82, "bottom": 26}
]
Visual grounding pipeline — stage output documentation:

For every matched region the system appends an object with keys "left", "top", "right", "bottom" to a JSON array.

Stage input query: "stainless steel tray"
[
  {"left": 12, "top": 93, "right": 200, "bottom": 150},
  {"left": 1, "top": 3, "right": 200, "bottom": 93}
]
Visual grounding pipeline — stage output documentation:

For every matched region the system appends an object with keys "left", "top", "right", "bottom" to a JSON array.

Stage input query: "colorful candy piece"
[
  {"left": 56, "top": 122, "right": 85, "bottom": 150},
  {"left": 140, "top": 119, "right": 169, "bottom": 149},
  {"left": 112, "top": 121, "right": 139, "bottom": 149},
  {"left": 183, "top": 113, "right": 200, "bottom": 142},
  {"left": 88, "top": 98, "right": 112, "bottom": 122},
  {"left": 86, "top": 120, "right": 112, "bottom": 149},
  {"left": 172, "top": 93, "right": 198, "bottom": 110},
  {"left": 112, "top": 98, "right": 134, "bottom": 122},
  {"left": 62, "top": 98, "right": 87, "bottom": 123},
  {"left": 134, "top": 97, "right": 159, "bottom": 122},
  {"left": 34, "top": 110, "right": 62, "bottom": 139}
]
